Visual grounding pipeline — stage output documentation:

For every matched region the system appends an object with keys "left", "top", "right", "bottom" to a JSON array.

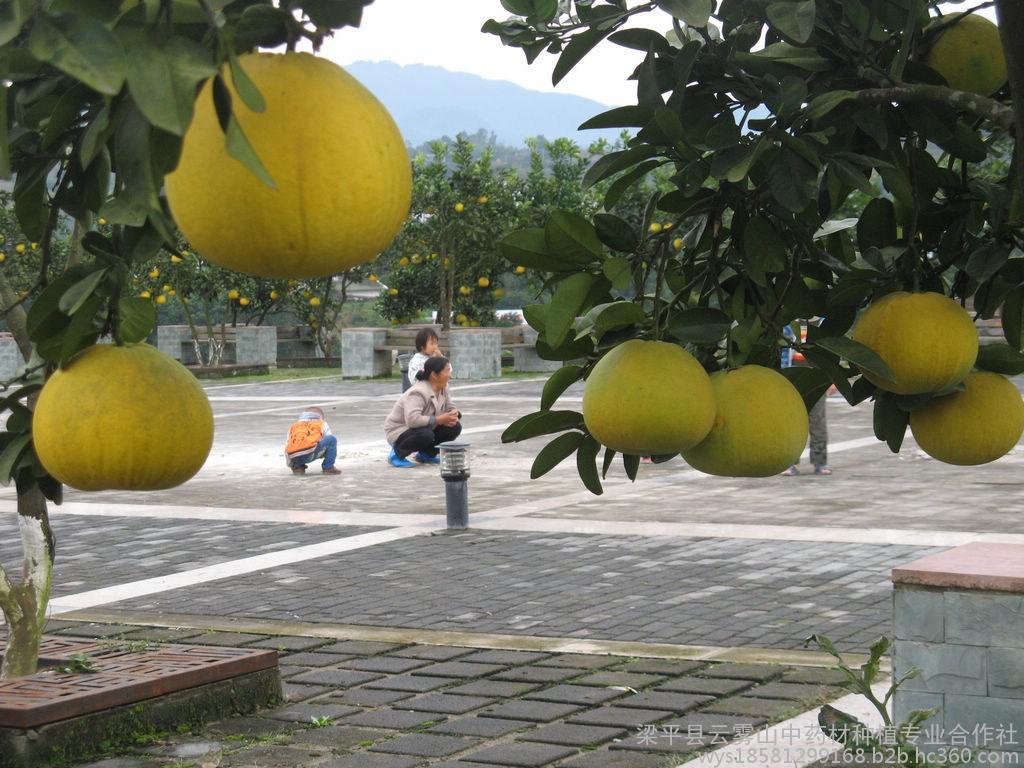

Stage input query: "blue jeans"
[{"left": 293, "top": 434, "right": 337, "bottom": 470}]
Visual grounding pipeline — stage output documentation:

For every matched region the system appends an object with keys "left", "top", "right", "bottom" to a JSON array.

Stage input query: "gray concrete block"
[
  {"left": 894, "top": 640, "right": 986, "bottom": 695},
  {"left": 894, "top": 586, "right": 945, "bottom": 643},
  {"left": 342, "top": 328, "right": 391, "bottom": 378},
  {"left": 449, "top": 329, "right": 501, "bottom": 380},
  {"left": 893, "top": 690, "right": 943, "bottom": 734},
  {"left": 989, "top": 647, "right": 1024, "bottom": 699},
  {"left": 946, "top": 592, "right": 1024, "bottom": 649},
  {"left": 944, "top": 693, "right": 1024, "bottom": 752}
]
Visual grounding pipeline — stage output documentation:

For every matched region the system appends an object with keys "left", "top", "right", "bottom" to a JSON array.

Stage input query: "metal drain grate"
[{"left": 0, "top": 636, "right": 277, "bottom": 728}]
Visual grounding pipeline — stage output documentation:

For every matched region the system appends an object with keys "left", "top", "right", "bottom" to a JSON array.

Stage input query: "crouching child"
[{"left": 284, "top": 407, "right": 340, "bottom": 475}]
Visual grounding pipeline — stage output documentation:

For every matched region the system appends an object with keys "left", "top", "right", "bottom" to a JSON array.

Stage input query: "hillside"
[{"left": 345, "top": 61, "right": 621, "bottom": 148}]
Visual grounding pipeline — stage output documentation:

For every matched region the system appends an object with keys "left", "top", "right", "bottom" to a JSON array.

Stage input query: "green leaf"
[
  {"left": 27, "top": 274, "right": 79, "bottom": 344},
  {"left": 58, "top": 269, "right": 108, "bottom": 315},
  {"left": 601, "top": 446, "right": 616, "bottom": 478},
  {"left": 212, "top": 75, "right": 276, "bottom": 189},
  {"left": 501, "top": 410, "right": 585, "bottom": 443},
  {"left": 576, "top": 301, "right": 645, "bottom": 342},
  {"left": 0, "top": 433, "right": 31, "bottom": 485},
  {"left": 602, "top": 256, "right": 632, "bottom": 291},
  {"left": 13, "top": 165, "right": 48, "bottom": 241},
  {"left": 58, "top": 294, "right": 102, "bottom": 365},
  {"left": 235, "top": 4, "right": 291, "bottom": 48},
  {"left": 603, "top": 159, "right": 663, "bottom": 209},
  {"left": 576, "top": 435, "right": 603, "bottom": 495},
  {"left": 227, "top": 47, "right": 266, "bottom": 113},
  {"left": 546, "top": 211, "right": 604, "bottom": 263},
  {"left": 546, "top": 273, "right": 598, "bottom": 348},
  {"left": 579, "top": 105, "right": 653, "bottom": 130},
  {"left": 552, "top": 28, "right": 609, "bottom": 86},
  {"left": 542, "top": 364, "right": 584, "bottom": 410},
  {"left": 780, "top": 366, "right": 832, "bottom": 414},
  {"left": 608, "top": 28, "right": 672, "bottom": 54},
  {"left": 743, "top": 216, "right": 788, "bottom": 274},
  {"left": 766, "top": 0, "right": 816, "bottom": 43},
  {"left": 122, "top": 30, "right": 217, "bottom": 136},
  {"left": 0, "top": 0, "right": 31, "bottom": 47},
  {"left": 118, "top": 296, "right": 157, "bottom": 343},
  {"left": 856, "top": 198, "right": 897, "bottom": 252},
  {"left": 709, "top": 137, "right": 767, "bottom": 183},
  {"left": 623, "top": 453, "right": 640, "bottom": 481},
  {"left": 873, "top": 394, "right": 908, "bottom": 453},
  {"left": 594, "top": 214, "right": 638, "bottom": 253},
  {"left": 28, "top": 13, "right": 126, "bottom": 96},
  {"left": 965, "top": 242, "right": 1010, "bottom": 283},
  {"left": 803, "top": 90, "right": 854, "bottom": 120},
  {"left": 500, "top": 227, "right": 580, "bottom": 272},
  {"left": 667, "top": 308, "right": 732, "bottom": 345},
  {"left": 737, "top": 41, "right": 831, "bottom": 71},
  {"left": 531, "top": 432, "right": 585, "bottom": 479},
  {"left": 522, "top": 303, "right": 547, "bottom": 333},
  {"left": 1002, "top": 288, "right": 1024, "bottom": 352},
  {"left": 657, "top": 0, "right": 713, "bottom": 27},
  {"left": 813, "top": 336, "right": 895, "bottom": 382},
  {"left": 976, "top": 344, "right": 1024, "bottom": 376},
  {"left": 769, "top": 147, "right": 817, "bottom": 213}
]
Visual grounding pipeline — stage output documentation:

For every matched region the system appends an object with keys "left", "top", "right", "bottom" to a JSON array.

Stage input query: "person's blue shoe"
[
  {"left": 414, "top": 452, "right": 441, "bottom": 465},
  {"left": 388, "top": 448, "right": 415, "bottom": 468}
]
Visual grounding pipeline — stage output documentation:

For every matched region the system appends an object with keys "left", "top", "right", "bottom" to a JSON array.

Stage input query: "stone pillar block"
[
  {"left": 0, "top": 335, "right": 25, "bottom": 381},
  {"left": 341, "top": 328, "right": 391, "bottom": 378},
  {"left": 156, "top": 325, "right": 191, "bottom": 362},
  {"left": 512, "top": 326, "right": 561, "bottom": 373},
  {"left": 893, "top": 543, "right": 1024, "bottom": 757},
  {"left": 235, "top": 326, "right": 277, "bottom": 366},
  {"left": 449, "top": 329, "right": 501, "bottom": 380}
]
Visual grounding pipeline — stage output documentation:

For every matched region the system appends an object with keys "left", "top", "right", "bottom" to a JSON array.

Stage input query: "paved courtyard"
[{"left": 2, "top": 370, "right": 1022, "bottom": 767}]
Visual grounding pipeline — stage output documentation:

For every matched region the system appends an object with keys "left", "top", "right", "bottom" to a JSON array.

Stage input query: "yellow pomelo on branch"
[
  {"left": 682, "top": 366, "right": 809, "bottom": 477},
  {"left": 582, "top": 339, "right": 716, "bottom": 456},
  {"left": 924, "top": 14, "right": 1007, "bottom": 96},
  {"left": 33, "top": 344, "right": 214, "bottom": 491},
  {"left": 909, "top": 371, "right": 1024, "bottom": 465},
  {"left": 166, "top": 52, "right": 412, "bottom": 279},
  {"left": 851, "top": 291, "right": 978, "bottom": 395}
]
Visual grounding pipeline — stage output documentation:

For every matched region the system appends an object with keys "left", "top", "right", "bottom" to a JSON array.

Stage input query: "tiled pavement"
[
  {"left": 109, "top": 531, "right": 941, "bottom": 652},
  {"left": 54, "top": 622, "right": 849, "bottom": 768}
]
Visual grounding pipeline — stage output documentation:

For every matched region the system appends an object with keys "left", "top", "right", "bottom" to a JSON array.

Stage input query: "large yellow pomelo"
[
  {"left": 924, "top": 14, "right": 1007, "bottom": 96},
  {"left": 165, "top": 52, "right": 412, "bottom": 279},
  {"left": 682, "top": 365, "right": 809, "bottom": 477},
  {"left": 33, "top": 344, "right": 214, "bottom": 491},
  {"left": 582, "top": 339, "right": 715, "bottom": 456},
  {"left": 851, "top": 292, "right": 977, "bottom": 395},
  {"left": 909, "top": 371, "right": 1024, "bottom": 465}
]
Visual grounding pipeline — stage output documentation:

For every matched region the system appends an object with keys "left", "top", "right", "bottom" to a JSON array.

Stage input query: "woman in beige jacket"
[{"left": 384, "top": 356, "right": 462, "bottom": 468}]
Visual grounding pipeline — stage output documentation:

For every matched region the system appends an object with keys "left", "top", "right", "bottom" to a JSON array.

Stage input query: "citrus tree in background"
[
  {"left": 0, "top": 0, "right": 393, "bottom": 679},
  {"left": 377, "top": 136, "right": 522, "bottom": 328},
  {"left": 487, "top": 0, "right": 1024, "bottom": 493}
]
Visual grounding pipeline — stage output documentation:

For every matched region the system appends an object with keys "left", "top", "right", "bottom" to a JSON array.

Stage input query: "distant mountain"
[{"left": 345, "top": 61, "right": 621, "bottom": 148}]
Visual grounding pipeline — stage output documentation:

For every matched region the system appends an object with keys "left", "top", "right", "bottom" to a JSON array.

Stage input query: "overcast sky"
[
  {"left": 322, "top": 0, "right": 651, "bottom": 107},
  {"left": 319, "top": 1, "right": 1001, "bottom": 108}
]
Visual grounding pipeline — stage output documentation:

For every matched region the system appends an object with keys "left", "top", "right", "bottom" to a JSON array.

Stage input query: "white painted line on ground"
[
  {"left": 476, "top": 516, "right": 1024, "bottom": 546},
  {"left": 47, "top": 524, "right": 437, "bottom": 615},
  {"left": 204, "top": 374, "right": 342, "bottom": 391},
  {"left": 675, "top": 683, "right": 887, "bottom": 768}
]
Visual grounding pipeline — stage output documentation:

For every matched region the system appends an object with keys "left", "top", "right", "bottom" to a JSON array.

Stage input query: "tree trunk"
[
  {"left": 995, "top": 0, "right": 1024, "bottom": 211},
  {"left": 0, "top": 486, "right": 54, "bottom": 679}
]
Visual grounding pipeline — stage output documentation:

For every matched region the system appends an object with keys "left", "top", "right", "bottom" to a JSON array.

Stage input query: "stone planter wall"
[
  {"left": 156, "top": 325, "right": 276, "bottom": 366},
  {"left": 341, "top": 328, "right": 391, "bottom": 378},
  {"left": 448, "top": 328, "right": 502, "bottom": 380},
  {"left": 893, "top": 543, "right": 1024, "bottom": 764},
  {"left": 512, "top": 326, "right": 561, "bottom": 373},
  {"left": 0, "top": 334, "right": 25, "bottom": 382}
]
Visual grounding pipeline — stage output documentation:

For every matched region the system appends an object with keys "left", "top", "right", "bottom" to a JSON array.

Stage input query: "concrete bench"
[
  {"left": 892, "top": 542, "right": 1024, "bottom": 763},
  {"left": 156, "top": 325, "right": 277, "bottom": 366},
  {"left": 343, "top": 326, "right": 505, "bottom": 380}
]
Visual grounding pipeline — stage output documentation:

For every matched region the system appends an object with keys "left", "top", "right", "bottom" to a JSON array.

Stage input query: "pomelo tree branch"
[{"left": 852, "top": 84, "right": 1013, "bottom": 130}]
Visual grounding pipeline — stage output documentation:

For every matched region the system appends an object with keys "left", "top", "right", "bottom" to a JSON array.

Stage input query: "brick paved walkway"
[{"left": 47, "top": 622, "right": 849, "bottom": 768}]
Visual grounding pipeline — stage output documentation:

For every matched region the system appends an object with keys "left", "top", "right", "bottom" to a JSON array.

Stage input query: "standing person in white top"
[{"left": 407, "top": 327, "right": 443, "bottom": 386}]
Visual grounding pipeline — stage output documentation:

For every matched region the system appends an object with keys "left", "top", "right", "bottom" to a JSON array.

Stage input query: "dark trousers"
[{"left": 393, "top": 423, "right": 462, "bottom": 459}]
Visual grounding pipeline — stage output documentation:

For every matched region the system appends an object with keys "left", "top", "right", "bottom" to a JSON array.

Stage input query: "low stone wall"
[
  {"left": 513, "top": 326, "right": 561, "bottom": 373},
  {"left": 341, "top": 327, "right": 505, "bottom": 380},
  {"left": 341, "top": 328, "right": 390, "bottom": 378},
  {"left": 449, "top": 328, "right": 501, "bottom": 380},
  {"left": 893, "top": 543, "right": 1024, "bottom": 763},
  {"left": 156, "top": 326, "right": 276, "bottom": 366},
  {"left": 0, "top": 334, "right": 25, "bottom": 382}
]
